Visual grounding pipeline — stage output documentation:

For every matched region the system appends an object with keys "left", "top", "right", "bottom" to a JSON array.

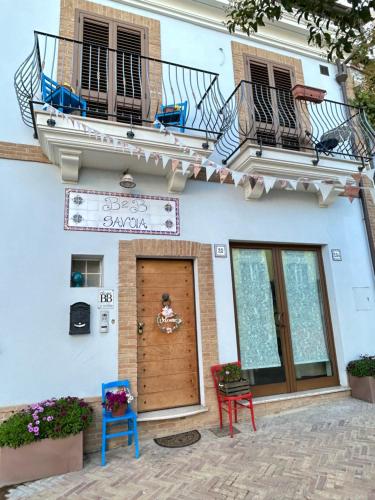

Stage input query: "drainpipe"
[{"left": 335, "top": 62, "right": 375, "bottom": 274}]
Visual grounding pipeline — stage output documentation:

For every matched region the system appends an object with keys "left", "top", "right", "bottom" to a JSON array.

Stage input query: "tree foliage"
[
  {"left": 350, "top": 22, "right": 375, "bottom": 128},
  {"left": 226, "top": 0, "right": 375, "bottom": 61}
]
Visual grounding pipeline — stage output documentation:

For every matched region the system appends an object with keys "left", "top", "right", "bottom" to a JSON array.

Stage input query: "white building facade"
[{"left": 1, "top": 0, "right": 374, "bottom": 447}]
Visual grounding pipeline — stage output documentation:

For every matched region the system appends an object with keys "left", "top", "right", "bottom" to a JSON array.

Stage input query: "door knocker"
[{"left": 156, "top": 293, "right": 183, "bottom": 334}]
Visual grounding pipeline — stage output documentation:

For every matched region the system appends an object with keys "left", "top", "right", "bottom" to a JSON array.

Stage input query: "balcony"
[
  {"left": 14, "top": 33, "right": 375, "bottom": 199},
  {"left": 14, "top": 31, "right": 223, "bottom": 189},
  {"left": 216, "top": 80, "right": 375, "bottom": 196}
]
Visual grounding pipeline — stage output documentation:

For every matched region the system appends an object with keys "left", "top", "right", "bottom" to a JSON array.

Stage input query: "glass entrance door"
[{"left": 231, "top": 244, "right": 338, "bottom": 396}]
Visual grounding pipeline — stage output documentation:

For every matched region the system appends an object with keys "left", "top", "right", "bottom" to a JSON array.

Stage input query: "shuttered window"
[
  {"left": 249, "top": 61, "right": 273, "bottom": 124},
  {"left": 116, "top": 27, "right": 142, "bottom": 99},
  {"left": 81, "top": 19, "right": 109, "bottom": 94},
  {"left": 247, "top": 58, "right": 298, "bottom": 149},
  {"left": 76, "top": 11, "right": 147, "bottom": 123}
]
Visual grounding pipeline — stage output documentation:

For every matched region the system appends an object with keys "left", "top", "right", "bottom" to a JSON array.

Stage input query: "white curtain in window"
[
  {"left": 233, "top": 249, "right": 281, "bottom": 370},
  {"left": 282, "top": 250, "right": 329, "bottom": 365}
]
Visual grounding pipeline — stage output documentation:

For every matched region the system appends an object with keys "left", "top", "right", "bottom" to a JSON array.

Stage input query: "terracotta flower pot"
[
  {"left": 349, "top": 374, "right": 375, "bottom": 403},
  {"left": 111, "top": 403, "right": 127, "bottom": 417},
  {"left": 0, "top": 432, "right": 83, "bottom": 487},
  {"left": 291, "top": 84, "right": 326, "bottom": 103}
]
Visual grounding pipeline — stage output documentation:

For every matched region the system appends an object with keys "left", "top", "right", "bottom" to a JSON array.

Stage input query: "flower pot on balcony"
[
  {"left": 349, "top": 374, "right": 375, "bottom": 403},
  {"left": 111, "top": 403, "right": 127, "bottom": 417},
  {"left": 292, "top": 85, "right": 326, "bottom": 103},
  {"left": 0, "top": 432, "right": 83, "bottom": 487}
]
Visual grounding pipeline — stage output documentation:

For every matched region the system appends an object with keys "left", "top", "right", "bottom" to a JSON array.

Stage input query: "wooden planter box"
[
  {"left": 219, "top": 379, "right": 251, "bottom": 396},
  {"left": 0, "top": 432, "right": 83, "bottom": 487},
  {"left": 291, "top": 84, "right": 326, "bottom": 103},
  {"left": 349, "top": 374, "right": 375, "bottom": 403}
]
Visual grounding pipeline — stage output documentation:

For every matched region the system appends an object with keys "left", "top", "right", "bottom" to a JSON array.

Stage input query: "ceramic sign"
[{"left": 64, "top": 189, "right": 180, "bottom": 236}]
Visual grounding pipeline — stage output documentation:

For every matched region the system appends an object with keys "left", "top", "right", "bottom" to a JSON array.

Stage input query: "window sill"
[{"left": 253, "top": 385, "right": 350, "bottom": 405}]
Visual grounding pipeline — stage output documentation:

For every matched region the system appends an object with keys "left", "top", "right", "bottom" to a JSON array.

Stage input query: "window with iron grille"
[
  {"left": 75, "top": 11, "right": 148, "bottom": 124},
  {"left": 247, "top": 58, "right": 299, "bottom": 151}
]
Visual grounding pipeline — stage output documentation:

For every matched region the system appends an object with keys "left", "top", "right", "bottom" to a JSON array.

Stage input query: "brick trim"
[
  {"left": 231, "top": 41, "right": 305, "bottom": 86},
  {"left": 0, "top": 142, "right": 51, "bottom": 163},
  {"left": 118, "top": 240, "right": 219, "bottom": 410},
  {"left": 59, "top": 0, "right": 161, "bottom": 120}
]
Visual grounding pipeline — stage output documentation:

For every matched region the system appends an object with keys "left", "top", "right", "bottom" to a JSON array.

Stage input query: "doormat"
[
  {"left": 154, "top": 430, "right": 201, "bottom": 448},
  {"left": 209, "top": 425, "right": 241, "bottom": 438}
]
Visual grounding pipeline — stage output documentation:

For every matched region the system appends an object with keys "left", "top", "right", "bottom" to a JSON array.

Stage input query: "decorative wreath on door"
[{"left": 156, "top": 293, "right": 183, "bottom": 334}]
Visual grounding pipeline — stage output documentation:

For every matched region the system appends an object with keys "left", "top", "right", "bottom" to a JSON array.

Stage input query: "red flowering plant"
[{"left": 102, "top": 388, "right": 134, "bottom": 412}]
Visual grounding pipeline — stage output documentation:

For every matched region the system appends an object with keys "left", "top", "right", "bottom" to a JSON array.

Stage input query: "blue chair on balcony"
[
  {"left": 155, "top": 101, "right": 187, "bottom": 133},
  {"left": 101, "top": 379, "right": 139, "bottom": 466},
  {"left": 41, "top": 74, "right": 87, "bottom": 116}
]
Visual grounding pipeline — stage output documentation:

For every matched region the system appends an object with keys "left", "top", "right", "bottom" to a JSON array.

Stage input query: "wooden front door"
[{"left": 136, "top": 259, "right": 200, "bottom": 412}]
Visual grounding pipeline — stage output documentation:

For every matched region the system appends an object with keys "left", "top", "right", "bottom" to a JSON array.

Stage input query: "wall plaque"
[
  {"left": 98, "top": 289, "right": 114, "bottom": 309},
  {"left": 64, "top": 189, "right": 180, "bottom": 236}
]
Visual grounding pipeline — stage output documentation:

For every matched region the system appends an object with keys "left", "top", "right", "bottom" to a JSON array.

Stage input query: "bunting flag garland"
[
  {"left": 171, "top": 159, "right": 180, "bottom": 172},
  {"left": 181, "top": 160, "right": 191, "bottom": 175},
  {"left": 42, "top": 103, "right": 375, "bottom": 204},
  {"left": 193, "top": 163, "right": 202, "bottom": 178},
  {"left": 205, "top": 165, "right": 216, "bottom": 181},
  {"left": 144, "top": 150, "right": 151, "bottom": 163},
  {"left": 219, "top": 168, "right": 230, "bottom": 184},
  {"left": 263, "top": 176, "right": 276, "bottom": 193},
  {"left": 161, "top": 155, "right": 170, "bottom": 168},
  {"left": 318, "top": 182, "right": 334, "bottom": 204},
  {"left": 231, "top": 171, "right": 244, "bottom": 187}
]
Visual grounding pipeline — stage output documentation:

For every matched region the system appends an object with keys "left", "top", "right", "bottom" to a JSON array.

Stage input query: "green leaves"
[
  {"left": 347, "top": 355, "right": 375, "bottom": 377},
  {"left": 226, "top": 0, "right": 375, "bottom": 61}
]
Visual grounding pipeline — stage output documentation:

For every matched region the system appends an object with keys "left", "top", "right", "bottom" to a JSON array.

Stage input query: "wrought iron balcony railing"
[
  {"left": 14, "top": 31, "right": 224, "bottom": 139},
  {"left": 216, "top": 80, "right": 375, "bottom": 165}
]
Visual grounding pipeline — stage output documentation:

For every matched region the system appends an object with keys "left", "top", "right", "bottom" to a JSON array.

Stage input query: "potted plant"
[
  {"left": 291, "top": 84, "right": 326, "bottom": 103},
  {"left": 0, "top": 397, "right": 93, "bottom": 487},
  {"left": 218, "top": 364, "right": 251, "bottom": 396},
  {"left": 102, "top": 387, "right": 134, "bottom": 417},
  {"left": 347, "top": 355, "right": 375, "bottom": 403}
]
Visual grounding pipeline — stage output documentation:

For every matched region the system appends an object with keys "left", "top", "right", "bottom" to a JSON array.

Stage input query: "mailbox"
[{"left": 69, "top": 302, "right": 90, "bottom": 335}]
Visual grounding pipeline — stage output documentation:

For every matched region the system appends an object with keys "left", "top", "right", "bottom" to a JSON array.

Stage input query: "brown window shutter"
[
  {"left": 273, "top": 68, "right": 293, "bottom": 90},
  {"left": 81, "top": 18, "right": 109, "bottom": 94},
  {"left": 249, "top": 61, "right": 273, "bottom": 125},
  {"left": 273, "top": 67, "right": 296, "bottom": 129},
  {"left": 116, "top": 27, "right": 143, "bottom": 99}
]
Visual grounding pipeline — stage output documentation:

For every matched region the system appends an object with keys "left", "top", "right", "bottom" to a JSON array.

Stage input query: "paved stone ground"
[{"left": 4, "top": 398, "right": 375, "bottom": 499}]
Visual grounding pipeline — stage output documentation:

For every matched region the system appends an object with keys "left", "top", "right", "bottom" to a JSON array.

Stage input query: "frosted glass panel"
[
  {"left": 282, "top": 250, "right": 329, "bottom": 365},
  {"left": 233, "top": 249, "right": 281, "bottom": 370}
]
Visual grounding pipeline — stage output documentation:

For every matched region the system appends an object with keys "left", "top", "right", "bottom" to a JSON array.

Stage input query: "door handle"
[
  {"left": 137, "top": 321, "right": 144, "bottom": 335},
  {"left": 275, "top": 313, "right": 285, "bottom": 328}
]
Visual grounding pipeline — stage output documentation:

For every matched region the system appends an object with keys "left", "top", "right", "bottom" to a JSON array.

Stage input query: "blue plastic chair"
[
  {"left": 155, "top": 101, "right": 187, "bottom": 132},
  {"left": 101, "top": 380, "right": 139, "bottom": 466},
  {"left": 41, "top": 73, "right": 87, "bottom": 116}
]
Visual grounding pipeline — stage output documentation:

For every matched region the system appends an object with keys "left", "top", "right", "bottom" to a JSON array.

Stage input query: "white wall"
[
  {"left": 1, "top": 159, "right": 375, "bottom": 405},
  {"left": 0, "top": 0, "right": 343, "bottom": 145}
]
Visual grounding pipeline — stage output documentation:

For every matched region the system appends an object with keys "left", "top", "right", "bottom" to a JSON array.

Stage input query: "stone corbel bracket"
[
  {"left": 167, "top": 168, "right": 191, "bottom": 193},
  {"left": 58, "top": 149, "right": 82, "bottom": 183}
]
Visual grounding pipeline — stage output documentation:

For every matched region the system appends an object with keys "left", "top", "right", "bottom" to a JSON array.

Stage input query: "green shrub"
[
  {"left": 347, "top": 355, "right": 375, "bottom": 378},
  {"left": 0, "top": 397, "right": 93, "bottom": 449},
  {"left": 219, "top": 363, "right": 242, "bottom": 383}
]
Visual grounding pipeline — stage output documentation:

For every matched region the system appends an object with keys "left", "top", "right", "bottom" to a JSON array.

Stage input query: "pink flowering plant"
[
  {"left": 102, "top": 388, "right": 134, "bottom": 412},
  {"left": 0, "top": 397, "right": 93, "bottom": 449}
]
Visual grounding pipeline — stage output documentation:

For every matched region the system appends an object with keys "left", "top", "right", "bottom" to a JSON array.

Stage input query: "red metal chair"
[{"left": 211, "top": 362, "right": 256, "bottom": 438}]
